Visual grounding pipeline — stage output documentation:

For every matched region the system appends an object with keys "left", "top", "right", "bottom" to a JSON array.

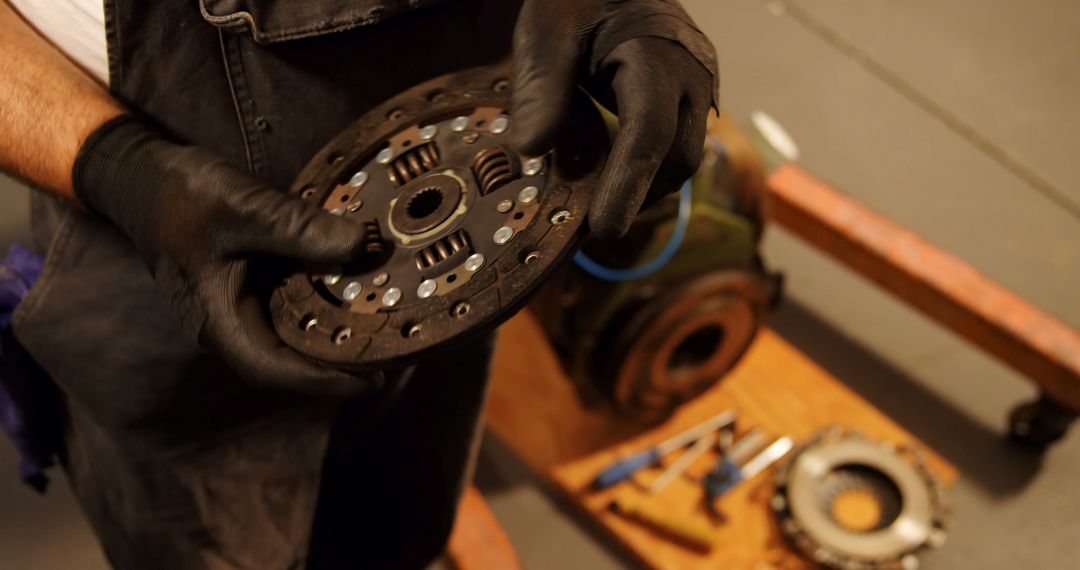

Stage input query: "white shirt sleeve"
[{"left": 8, "top": 0, "right": 109, "bottom": 85}]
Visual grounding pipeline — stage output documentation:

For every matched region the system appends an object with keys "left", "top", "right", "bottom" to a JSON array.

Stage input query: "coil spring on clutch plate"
[
  {"left": 363, "top": 220, "right": 385, "bottom": 255},
  {"left": 388, "top": 142, "right": 440, "bottom": 186},
  {"left": 472, "top": 146, "right": 516, "bottom": 195},
  {"left": 415, "top": 229, "right": 471, "bottom": 271}
]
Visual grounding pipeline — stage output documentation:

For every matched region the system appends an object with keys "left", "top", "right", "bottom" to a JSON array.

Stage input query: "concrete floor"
[{"left": 2, "top": 0, "right": 1079, "bottom": 568}]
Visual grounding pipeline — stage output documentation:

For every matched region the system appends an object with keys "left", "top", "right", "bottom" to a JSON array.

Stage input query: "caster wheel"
[{"left": 1008, "top": 397, "right": 1077, "bottom": 448}]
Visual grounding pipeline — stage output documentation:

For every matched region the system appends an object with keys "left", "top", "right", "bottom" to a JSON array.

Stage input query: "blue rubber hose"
[{"left": 573, "top": 178, "right": 694, "bottom": 282}]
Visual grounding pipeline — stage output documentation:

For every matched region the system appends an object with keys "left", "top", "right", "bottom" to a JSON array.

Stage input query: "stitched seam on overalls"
[
  {"left": 199, "top": 5, "right": 374, "bottom": 44},
  {"left": 198, "top": 2, "right": 439, "bottom": 44},
  {"left": 103, "top": 0, "right": 122, "bottom": 86},
  {"left": 217, "top": 30, "right": 254, "bottom": 172},
  {"left": 217, "top": 30, "right": 267, "bottom": 176}
]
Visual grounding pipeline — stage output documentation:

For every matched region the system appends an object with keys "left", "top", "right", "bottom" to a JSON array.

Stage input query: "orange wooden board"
[
  {"left": 449, "top": 486, "right": 526, "bottom": 570},
  {"left": 485, "top": 311, "right": 956, "bottom": 569}
]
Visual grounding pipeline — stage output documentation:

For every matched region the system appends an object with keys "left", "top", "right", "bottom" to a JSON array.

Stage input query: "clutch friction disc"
[{"left": 271, "top": 66, "right": 608, "bottom": 368}]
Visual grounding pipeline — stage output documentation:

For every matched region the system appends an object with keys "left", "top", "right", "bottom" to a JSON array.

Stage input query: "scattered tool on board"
[
  {"left": 591, "top": 410, "right": 795, "bottom": 553},
  {"left": 607, "top": 499, "right": 721, "bottom": 552},
  {"left": 706, "top": 432, "right": 794, "bottom": 511},
  {"left": 591, "top": 410, "right": 794, "bottom": 552},
  {"left": 589, "top": 413, "right": 947, "bottom": 569},
  {"left": 649, "top": 430, "right": 720, "bottom": 494},
  {"left": 592, "top": 410, "right": 737, "bottom": 489}
]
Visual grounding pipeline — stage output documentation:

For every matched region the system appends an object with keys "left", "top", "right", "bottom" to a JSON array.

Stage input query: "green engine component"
[{"left": 532, "top": 120, "right": 782, "bottom": 423}]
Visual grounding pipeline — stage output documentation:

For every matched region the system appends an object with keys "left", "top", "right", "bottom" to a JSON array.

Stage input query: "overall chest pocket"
[{"left": 199, "top": 0, "right": 450, "bottom": 43}]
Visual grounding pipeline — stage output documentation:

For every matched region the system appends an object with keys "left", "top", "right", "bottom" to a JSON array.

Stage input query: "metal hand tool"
[
  {"left": 592, "top": 410, "right": 736, "bottom": 489},
  {"left": 705, "top": 435, "right": 793, "bottom": 503},
  {"left": 607, "top": 499, "right": 719, "bottom": 552},
  {"left": 648, "top": 431, "right": 719, "bottom": 494}
]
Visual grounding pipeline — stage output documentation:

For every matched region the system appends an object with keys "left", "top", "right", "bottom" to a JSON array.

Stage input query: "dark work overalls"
[{"left": 12, "top": 1, "right": 521, "bottom": 567}]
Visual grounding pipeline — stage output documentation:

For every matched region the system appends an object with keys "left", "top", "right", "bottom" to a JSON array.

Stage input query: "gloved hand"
[
  {"left": 73, "top": 116, "right": 381, "bottom": 397},
  {"left": 511, "top": 0, "right": 719, "bottom": 239}
]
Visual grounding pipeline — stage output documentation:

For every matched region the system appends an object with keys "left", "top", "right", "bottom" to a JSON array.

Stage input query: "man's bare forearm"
[{"left": 0, "top": 1, "right": 124, "bottom": 200}]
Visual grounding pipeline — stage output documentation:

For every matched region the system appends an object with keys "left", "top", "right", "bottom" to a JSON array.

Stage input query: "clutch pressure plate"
[
  {"left": 772, "top": 428, "right": 948, "bottom": 569},
  {"left": 271, "top": 66, "right": 608, "bottom": 367}
]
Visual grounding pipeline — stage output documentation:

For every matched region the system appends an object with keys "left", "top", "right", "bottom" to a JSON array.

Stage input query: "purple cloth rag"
[{"left": 0, "top": 243, "right": 61, "bottom": 492}]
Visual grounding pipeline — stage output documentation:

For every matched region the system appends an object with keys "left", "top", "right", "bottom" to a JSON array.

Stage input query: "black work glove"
[
  {"left": 73, "top": 116, "right": 381, "bottom": 397},
  {"left": 512, "top": 0, "right": 719, "bottom": 239}
]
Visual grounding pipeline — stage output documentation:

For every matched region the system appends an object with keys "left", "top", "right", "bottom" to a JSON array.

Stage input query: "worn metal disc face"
[
  {"left": 772, "top": 428, "right": 948, "bottom": 570},
  {"left": 271, "top": 66, "right": 607, "bottom": 367},
  {"left": 608, "top": 271, "right": 769, "bottom": 423}
]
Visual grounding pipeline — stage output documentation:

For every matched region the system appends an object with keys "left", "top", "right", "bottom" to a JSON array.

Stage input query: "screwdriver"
[
  {"left": 705, "top": 435, "right": 794, "bottom": 503},
  {"left": 607, "top": 499, "right": 720, "bottom": 552},
  {"left": 593, "top": 410, "right": 736, "bottom": 489},
  {"left": 649, "top": 431, "right": 719, "bottom": 494}
]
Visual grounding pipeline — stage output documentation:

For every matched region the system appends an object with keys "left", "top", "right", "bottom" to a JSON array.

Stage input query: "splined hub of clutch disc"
[
  {"left": 271, "top": 66, "right": 607, "bottom": 367},
  {"left": 772, "top": 428, "right": 948, "bottom": 570}
]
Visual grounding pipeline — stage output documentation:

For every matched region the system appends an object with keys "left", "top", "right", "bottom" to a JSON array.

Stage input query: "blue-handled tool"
[
  {"left": 705, "top": 434, "right": 793, "bottom": 504},
  {"left": 592, "top": 410, "right": 736, "bottom": 489}
]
